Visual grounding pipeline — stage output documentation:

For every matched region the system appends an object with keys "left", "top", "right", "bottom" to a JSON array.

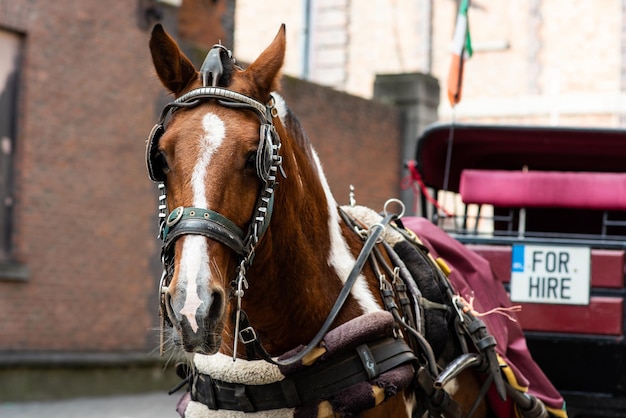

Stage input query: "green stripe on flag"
[{"left": 460, "top": 0, "right": 472, "bottom": 58}]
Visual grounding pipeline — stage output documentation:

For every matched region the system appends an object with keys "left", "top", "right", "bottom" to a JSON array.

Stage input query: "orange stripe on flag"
[
  {"left": 447, "top": 0, "right": 472, "bottom": 106},
  {"left": 447, "top": 54, "right": 464, "bottom": 106}
]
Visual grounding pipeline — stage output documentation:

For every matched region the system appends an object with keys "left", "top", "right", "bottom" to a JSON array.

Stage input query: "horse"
[{"left": 146, "top": 24, "right": 557, "bottom": 418}]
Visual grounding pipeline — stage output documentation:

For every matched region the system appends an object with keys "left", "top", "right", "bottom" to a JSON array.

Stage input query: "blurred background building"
[
  {"left": 235, "top": 0, "right": 625, "bottom": 126},
  {"left": 0, "top": 0, "right": 623, "bottom": 402}
]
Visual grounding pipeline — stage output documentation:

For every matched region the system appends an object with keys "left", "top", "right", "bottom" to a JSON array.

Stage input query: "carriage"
[
  {"left": 410, "top": 123, "right": 626, "bottom": 417},
  {"left": 145, "top": 24, "right": 567, "bottom": 417}
]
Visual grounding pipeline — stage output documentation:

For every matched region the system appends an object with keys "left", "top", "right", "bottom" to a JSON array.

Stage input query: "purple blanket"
[{"left": 402, "top": 216, "right": 566, "bottom": 416}]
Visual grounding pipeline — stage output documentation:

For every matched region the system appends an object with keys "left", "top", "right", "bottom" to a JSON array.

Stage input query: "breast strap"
[{"left": 191, "top": 336, "right": 416, "bottom": 412}]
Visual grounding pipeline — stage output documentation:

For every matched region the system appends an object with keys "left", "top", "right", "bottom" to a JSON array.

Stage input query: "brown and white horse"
[{"left": 147, "top": 24, "right": 504, "bottom": 418}]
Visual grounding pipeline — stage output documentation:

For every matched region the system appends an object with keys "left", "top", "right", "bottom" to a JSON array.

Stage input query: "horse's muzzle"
[{"left": 164, "top": 288, "right": 225, "bottom": 354}]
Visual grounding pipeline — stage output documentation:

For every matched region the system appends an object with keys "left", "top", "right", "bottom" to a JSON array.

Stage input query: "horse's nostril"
[
  {"left": 164, "top": 291, "right": 177, "bottom": 324},
  {"left": 208, "top": 290, "right": 224, "bottom": 323}
]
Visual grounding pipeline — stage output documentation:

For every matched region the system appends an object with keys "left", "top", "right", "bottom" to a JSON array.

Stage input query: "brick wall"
[
  {"left": 0, "top": 0, "right": 161, "bottom": 353},
  {"left": 0, "top": 0, "right": 402, "bottom": 358}
]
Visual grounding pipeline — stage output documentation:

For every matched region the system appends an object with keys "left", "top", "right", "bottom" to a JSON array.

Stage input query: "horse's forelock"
[{"left": 214, "top": 48, "right": 236, "bottom": 88}]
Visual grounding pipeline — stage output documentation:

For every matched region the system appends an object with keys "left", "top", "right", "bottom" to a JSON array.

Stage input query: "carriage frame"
[{"left": 413, "top": 122, "right": 626, "bottom": 417}]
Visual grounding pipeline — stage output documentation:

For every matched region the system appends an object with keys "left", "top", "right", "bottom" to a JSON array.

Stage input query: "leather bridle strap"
[{"left": 163, "top": 206, "right": 245, "bottom": 255}]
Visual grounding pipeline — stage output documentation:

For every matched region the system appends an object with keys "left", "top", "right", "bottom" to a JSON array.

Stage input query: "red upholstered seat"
[{"left": 459, "top": 169, "right": 626, "bottom": 210}]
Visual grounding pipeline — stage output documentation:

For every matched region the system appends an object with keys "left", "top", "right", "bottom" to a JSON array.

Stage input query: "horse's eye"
[
  {"left": 156, "top": 152, "right": 170, "bottom": 173},
  {"left": 245, "top": 151, "right": 257, "bottom": 170}
]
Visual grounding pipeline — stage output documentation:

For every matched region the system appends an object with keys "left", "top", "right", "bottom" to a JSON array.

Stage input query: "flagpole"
[
  {"left": 442, "top": 0, "right": 471, "bottom": 228},
  {"left": 441, "top": 107, "right": 457, "bottom": 229}
]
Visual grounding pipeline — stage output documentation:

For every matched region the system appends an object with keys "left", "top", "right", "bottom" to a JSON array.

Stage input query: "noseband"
[{"left": 146, "top": 46, "right": 285, "bottom": 350}]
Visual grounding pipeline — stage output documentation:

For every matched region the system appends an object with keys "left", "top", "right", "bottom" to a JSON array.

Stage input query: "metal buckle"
[
  {"left": 239, "top": 326, "right": 257, "bottom": 345},
  {"left": 166, "top": 206, "right": 184, "bottom": 227}
]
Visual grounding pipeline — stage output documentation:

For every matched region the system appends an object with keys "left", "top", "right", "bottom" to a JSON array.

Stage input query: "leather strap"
[
  {"left": 191, "top": 336, "right": 416, "bottom": 412},
  {"left": 162, "top": 206, "right": 245, "bottom": 255}
]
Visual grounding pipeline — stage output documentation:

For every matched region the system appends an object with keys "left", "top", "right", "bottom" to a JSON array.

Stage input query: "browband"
[{"left": 168, "top": 87, "right": 272, "bottom": 124}]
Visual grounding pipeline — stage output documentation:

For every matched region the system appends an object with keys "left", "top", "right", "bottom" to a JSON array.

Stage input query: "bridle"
[
  {"left": 147, "top": 86, "right": 284, "bottom": 249},
  {"left": 146, "top": 45, "right": 285, "bottom": 357}
]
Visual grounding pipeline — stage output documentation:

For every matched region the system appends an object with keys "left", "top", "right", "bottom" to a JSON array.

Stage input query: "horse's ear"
[
  {"left": 245, "top": 24, "right": 286, "bottom": 97},
  {"left": 149, "top": 24, "right": 198, "bottom": 95}
]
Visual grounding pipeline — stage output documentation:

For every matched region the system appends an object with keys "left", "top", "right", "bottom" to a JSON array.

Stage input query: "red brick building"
[
  {"left": 0, "top": 0, "right": 180, "bottom": 399},
  {"left": 0, "top": 0, "right": 403, "bottom": 399}
]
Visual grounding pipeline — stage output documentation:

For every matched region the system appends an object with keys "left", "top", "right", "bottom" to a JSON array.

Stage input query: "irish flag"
[{"left": 447, "top": 0, "right": 472, "bottom": 106}]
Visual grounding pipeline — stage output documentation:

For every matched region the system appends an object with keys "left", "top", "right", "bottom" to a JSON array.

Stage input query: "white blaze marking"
[
  {"left": 273, "top": 92, "right": 379, "bottom": 313},
  {"left": 310, "top": 151, "right": 380, "bottom": 314},
  {"left": 179, "top": 237, "right": 208, "bottom": 333},
  {"left": 178, "top": 113, "right": 225, "bottom": 333}
]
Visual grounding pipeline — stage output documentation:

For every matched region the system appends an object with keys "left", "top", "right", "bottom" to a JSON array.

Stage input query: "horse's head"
[{"left": 148, "top": 24, "right": 286, "bottom": 355}]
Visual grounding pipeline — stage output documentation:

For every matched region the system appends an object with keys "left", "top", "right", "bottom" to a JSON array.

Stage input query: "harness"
[{"left": 148, "top": 45, "right": 550, "bottom": 418}]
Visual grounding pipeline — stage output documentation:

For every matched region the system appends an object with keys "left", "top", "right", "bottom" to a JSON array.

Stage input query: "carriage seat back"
[{"left": 459, "top": 169, "right": 626, "bottom": 211}]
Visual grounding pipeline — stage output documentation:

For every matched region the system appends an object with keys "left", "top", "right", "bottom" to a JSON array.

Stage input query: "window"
[{"left": 0, "top": 29, "right": 21, "bottom": 264}]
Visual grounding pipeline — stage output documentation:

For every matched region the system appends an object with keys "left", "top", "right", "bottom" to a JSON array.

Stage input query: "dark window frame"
[{"left": 0, "top": 28, "right": 28, "bottom": 281}]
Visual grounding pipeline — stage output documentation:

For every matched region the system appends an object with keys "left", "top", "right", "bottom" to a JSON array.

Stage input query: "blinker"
[
  {"left": 147, "top": 123, "right": 166, "bottom": 182},
  {"left": 256, "top": 124, "right": 275, "bottom": 182}
]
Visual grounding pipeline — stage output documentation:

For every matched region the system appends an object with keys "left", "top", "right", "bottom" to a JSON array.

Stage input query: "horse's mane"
[{"left": 273, "top": 93, "right": 318, "bottom": 163}]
